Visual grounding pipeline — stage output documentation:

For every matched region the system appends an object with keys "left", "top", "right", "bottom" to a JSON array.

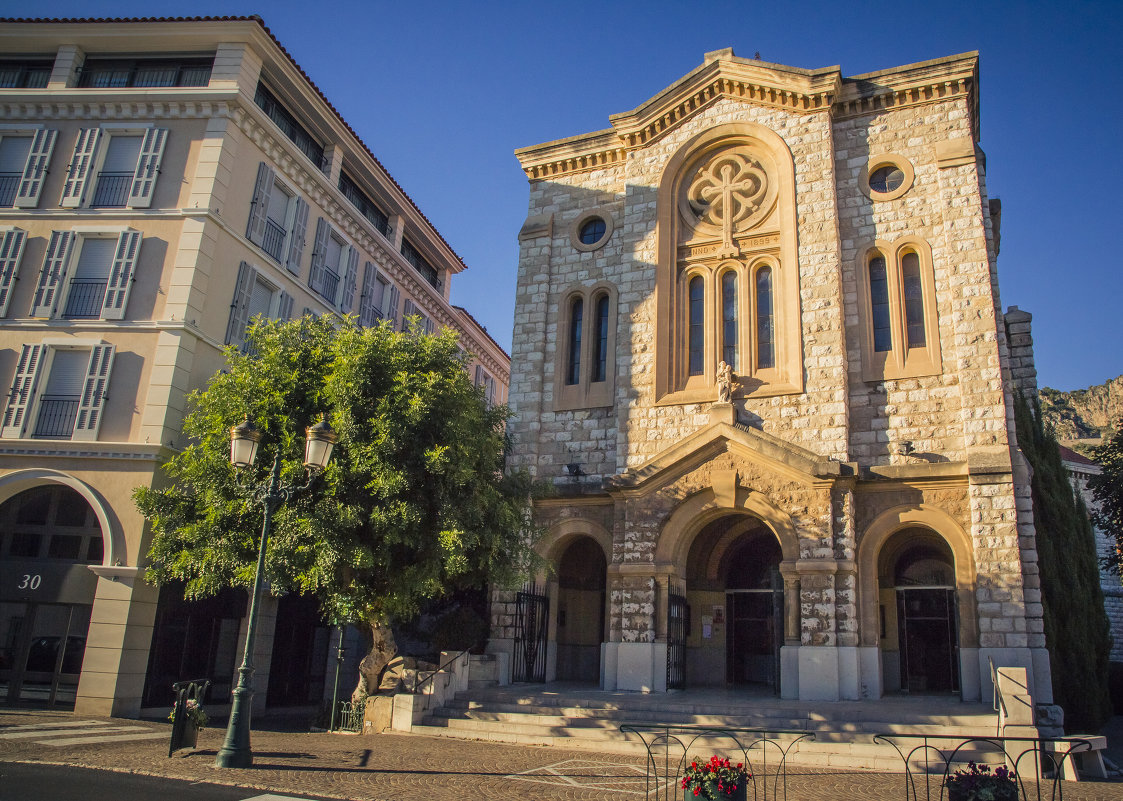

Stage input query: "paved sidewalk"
[{"left": 3, "top": 709, "right": 1123, "bottom": 801}]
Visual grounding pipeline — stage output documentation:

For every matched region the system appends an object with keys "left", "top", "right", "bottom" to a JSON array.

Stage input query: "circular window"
[
  {"left": 860, "top": 154, "right": 914, "bottom": 201},
  {"left": 570, "top": 208, "right": 615, "bottom": 252},
  {"left": 579, "top": 217, "right": 606, "bottom": 245},
  {"left": 869, "top": 165, "right": 904, "bottom": 194}
]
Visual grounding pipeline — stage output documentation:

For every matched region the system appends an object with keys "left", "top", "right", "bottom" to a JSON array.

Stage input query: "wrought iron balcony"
[
  {"left": 32, "top": 395, "right": 79, "bottom": 439},
  {"left": 91, "top": 171, "right": 133, "bottom": 208},
  {"left": 261, "top": 217, "right": 287, "bottom": 262},
  {"left": 321, "top": 268, "right": 340, "bottom": 306},
  {"left": 62, "top": 279, "right": 108, "bottom": 319}
]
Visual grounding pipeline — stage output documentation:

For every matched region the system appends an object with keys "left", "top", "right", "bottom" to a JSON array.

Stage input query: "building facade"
[
  {"left": 0, "top": 17, "right": 508, "bottom": 717},
  {"left": 495, "top": 49, "right": 1053, "bottom": 711}
]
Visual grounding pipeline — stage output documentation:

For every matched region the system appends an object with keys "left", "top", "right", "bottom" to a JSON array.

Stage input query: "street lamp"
[{"left": 214, "top": 415, "right": 337, "bottom": 769}]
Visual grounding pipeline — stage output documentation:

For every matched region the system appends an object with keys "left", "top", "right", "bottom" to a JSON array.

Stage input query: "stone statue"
[{"left": 716, "top": 360, "right": 733, "bottom": 403}]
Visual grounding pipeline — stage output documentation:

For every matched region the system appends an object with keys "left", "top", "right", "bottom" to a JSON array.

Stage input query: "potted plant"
[
  {"left": 168, "top": 697, "right": 208, "bottom": 748},
  {"left": 681, "top": 755, "right": 751, "bottom": 801},
  {"left": 944, "top": 761, "right": 1018, "bottom": 801}
]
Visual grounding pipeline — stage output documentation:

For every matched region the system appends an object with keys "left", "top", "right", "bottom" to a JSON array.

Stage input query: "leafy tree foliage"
[
  {"left": 1090, "top": 418, "right": 1123, "bottom": 577},
  {"left": 136, "top": 316, "right": 540, "bottom": 687},
  {"left": 1014, "top": 392, "right": 1111, "bottom": 732}
]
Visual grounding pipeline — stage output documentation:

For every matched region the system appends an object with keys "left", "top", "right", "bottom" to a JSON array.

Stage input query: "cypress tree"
[{"left": 1014, "top": 392, "right": 1112, "bottom": 732}]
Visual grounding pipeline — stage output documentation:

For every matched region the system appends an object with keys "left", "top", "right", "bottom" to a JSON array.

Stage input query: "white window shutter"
[
  {"left": 278, "top": 290, "right": 294, "bottom": 320},
  {"left": 224, "top": 261, "right": 255, "bottom": 346},
  {"left": 246, "top": 162, "right": 274, "bottom": 246},
  {"left": 2, "top": 344, "right": 44, "bottom": 438},
  {"left": 340, "top": 246, "right": 360, "bottom": 313},
  {"left": 401, "top": 298, "right": 415, "bottom": 331},
  {"left": 358, "top": 261, "right": 378, "bottom": 327},
  {"left": 31, "top": 230, "right": 75, "bottom": 317},
  {"left": 127, "top": 128, "right": 167, "bottom": 208},
  {"left": 60, "top": 128, "right": 101, "bottom": 208},
  {"left": 0, "top": 228, "right": 27, "bottom": 317},
  {"left": 424, "top": 317, "right": 435, "bottom": 336},
  {"left": 15, "top": 129, "right": 57, "bottom": 208},
  {"left": 388, "top": 285, "right": 401, "bottom": 327},
  {"left": 307, "top": 218, "right": 329, "bottom": 295},
  {"left": 100, "top": 230, "right": 142, "bottom": 320},
  {"left": 285, "top": 196, "right": 308, "bottom": 275},
  {"left": 72, "top": 344, "right": 115, "bottom": 441}
]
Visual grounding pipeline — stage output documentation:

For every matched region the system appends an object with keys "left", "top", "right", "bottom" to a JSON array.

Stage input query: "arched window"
[
  {"left": 566, "top": 297, "right": 582, "bottom": 385},
  {"left": 901, "top": 251, "right": 925, "bottom": 348},
  {"left": 688, "top": 276, "right": 704, "bottom": 377},
  {"left": 721, "top": 271, "right": 737, "bottom": 369},
  {"left": 593, "top": 293, "right": 610, "bottom": 383},
  {"left": 756, "top": 266, "right": 774, "bottom": 370},
  {"left": 868, "top": 255, "right": 892, "bottom": 353}
]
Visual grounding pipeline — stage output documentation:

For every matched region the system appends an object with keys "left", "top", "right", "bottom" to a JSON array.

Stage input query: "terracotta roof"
[
  {"left": 1, "top": 15, "right": 469, "bottom": 272},
  {"left": 1058, "top": 444, "right": 1097, "bottom": 466},
  {"left": 452, "top": 305, "right": 509, "bottom": 361}
]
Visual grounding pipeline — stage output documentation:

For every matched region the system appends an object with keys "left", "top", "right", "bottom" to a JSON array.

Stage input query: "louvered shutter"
[
  {"left": 15, "top": 129, "right": 57, "bottom": 208},
  {"left": 387, "top": 285, "right": 401, "bottom": 327},
  {"left": 424, "top": 317, "right": 435, "bottom": 336},
  {"left": 100, "top": 230, "right": 142, "bottom": 320},
  {"left": 340, "top": 246, "right": 359, "bottom": 313},
  {"left": 224, "top": 261, "right": 254, "bottom": 346},
  {"left": 72, "top": 345, "right": 115, "bottom": 441},
  {"left": 401, "top": 298, "right": 415, "bottom": 331},
  {"left": 0, "top": 229, "right": 27, "bottom": 317},
  {"left": 307, "top": 218, "right": 329, "bottom": 295},
  {"left": 475, "top": 365, "right": 484, "bottom": 385},
  {"left": 358, "top": 261, "right": 379, "bottom": 327},
  {"left": 31, "top": 231, "right": 75, "bottom": 317},
  {"left": 60, "top": 128, "right": 101, "bottom": 207},
  {"left": 246, "top": 162, "right": 274, "bottom": 246},
  {"left": 278, "top": 290, "right": 294, "bottom": 320},
  {"left": 127, "top": 128, "right": 167, "bottom": 208},
  {"left": 285, "top": 197, "right": 308, "bottom": 275},
  {"left": 2, "top": 344, "right": 44, "bottom": 438}
]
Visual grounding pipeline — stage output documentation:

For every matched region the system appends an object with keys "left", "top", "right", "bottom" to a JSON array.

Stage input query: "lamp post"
[{"left": 214, "top": 416, "right": 337, "bottom": 769}]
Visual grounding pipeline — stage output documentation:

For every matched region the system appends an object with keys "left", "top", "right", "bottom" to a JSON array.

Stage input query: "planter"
[
  {"left": 181, "top": 720, "right": 199, "bottom": 749},
  {"left": 682, "top": 783, "right": 748, "bottom": 801},
  {"left": 946, "top": 782, "right": 1017, "bottom": 801}
]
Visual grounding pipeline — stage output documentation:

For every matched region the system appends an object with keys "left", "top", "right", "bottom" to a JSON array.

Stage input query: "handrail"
[
  {"left": 409, "top": 641, "right": 484, "bottom": 711},
  {"left": 989, "top": 656, "right": 1009, "bottom": 738}
]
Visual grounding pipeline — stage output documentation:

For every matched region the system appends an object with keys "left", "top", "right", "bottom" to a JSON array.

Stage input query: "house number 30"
[{"left": 18, "top": 574, "right": 41, "bottom": 590}]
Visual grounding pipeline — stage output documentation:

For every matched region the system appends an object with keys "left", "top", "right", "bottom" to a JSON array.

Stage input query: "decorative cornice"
[
  {"left": 0, "top": 94, "right": 234, "bottom": 122},
  {"left": 0, "top": 441, "right": 168, "bottom": 461}
]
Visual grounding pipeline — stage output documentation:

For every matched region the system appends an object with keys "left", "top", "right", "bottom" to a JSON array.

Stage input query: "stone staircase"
[{"left": 413, "top": 684, "right": 1003, "bottom": 771}]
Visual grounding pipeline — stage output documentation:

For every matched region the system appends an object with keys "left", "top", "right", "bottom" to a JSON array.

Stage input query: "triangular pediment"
[{"left": 605, "top": 416, "right": 845, "bottom": 496}]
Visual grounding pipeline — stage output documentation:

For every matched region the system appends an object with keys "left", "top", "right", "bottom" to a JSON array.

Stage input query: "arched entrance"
[
  {"left": 685, "top": 515, "right": 783, "bottom": 691},
  {"left": 878, "top": 528, "right": 959, "bottom": 694},
  {"left": 554, "top": 536, "right": 607, "bottom": 682},
  {"left": 0, "top": 484, "right": 104, "bottom": 707}
]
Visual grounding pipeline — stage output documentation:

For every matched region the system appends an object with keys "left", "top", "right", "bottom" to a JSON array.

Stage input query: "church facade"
[{"left": 493, "top": 49, "right": 1051, "bottom": 708}]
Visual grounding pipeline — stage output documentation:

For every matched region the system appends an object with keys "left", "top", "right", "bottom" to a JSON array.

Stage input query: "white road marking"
[
  {"left": 0, "top": 725, "right": 148, "bottom": 739},
  {"left": 0, "top": 720, "right": 108, "bottom": 732},
  {"left": 42, "top": 731, "right": 167, "bottom": 746},
  {"left": 507, "top": 758, "right": 665, "bottom": 796}
]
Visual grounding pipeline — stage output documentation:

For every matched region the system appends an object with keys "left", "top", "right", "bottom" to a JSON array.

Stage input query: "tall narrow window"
[
  {"left": 593, "top": 294, "right": 609, "bottom": 383},
  {"left": 688, "top": 276, "right": 704, "bottom": 376},
  {"left": 721, "top": 272, "right": 738, "bottom": 370},
  {"left": 756, "top": 267, "right": 775, "bottom": 369},
  {"left": 566, "top": 297, "right": 583, "bottom": 385},
  {"left": 901, "top": 251, "right": 925, "bottom": 348},
  {"left": 869, "top": 255, "right": 892, "bottom": 353}
]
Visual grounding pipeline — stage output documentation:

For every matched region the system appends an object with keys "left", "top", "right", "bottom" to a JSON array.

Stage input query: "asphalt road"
[{"left": 0, "top": 762, "right": 332, "bottom": 801}]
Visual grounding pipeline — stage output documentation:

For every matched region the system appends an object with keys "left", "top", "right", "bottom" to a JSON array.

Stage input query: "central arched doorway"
[
  {"left": 685, "top": 515, "right": 783, "bottom": 691},
  {"left": 878, "top": 528, "right": 960, "bottom": 694},
  {"left": 554, "top": 536, "right": 607, "bottom": 682}
]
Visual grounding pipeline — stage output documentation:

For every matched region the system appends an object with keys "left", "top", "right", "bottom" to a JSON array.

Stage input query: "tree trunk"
[{"left": 351, "top": 618, "right": 397, "bottom": 702}]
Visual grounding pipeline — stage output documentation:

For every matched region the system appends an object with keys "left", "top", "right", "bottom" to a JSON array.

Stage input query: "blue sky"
[{"left": 9, "top": 0, "right": 1122, "bottom": 391}]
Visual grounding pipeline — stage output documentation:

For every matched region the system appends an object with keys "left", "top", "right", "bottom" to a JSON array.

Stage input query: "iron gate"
[
  {"left": 667, "top": 590, "right": 687, "bottom": 690},
  {"left": 512, "top": 584, "right": 549, "bottom": 683}
]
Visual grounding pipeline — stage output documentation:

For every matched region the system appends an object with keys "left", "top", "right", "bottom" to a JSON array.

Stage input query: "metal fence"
[{"left": 91, "top": 172, "right": 133, "bottom": 207}]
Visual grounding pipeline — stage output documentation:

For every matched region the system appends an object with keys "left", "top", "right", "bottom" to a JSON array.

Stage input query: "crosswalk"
[{"left": 0, "top": 718, "right": 166, "bottom": 746}]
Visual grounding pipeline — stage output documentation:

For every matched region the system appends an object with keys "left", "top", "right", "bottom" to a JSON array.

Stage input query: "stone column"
[{"left": 779, "top": 560, "right": 800, "bottom": 699}]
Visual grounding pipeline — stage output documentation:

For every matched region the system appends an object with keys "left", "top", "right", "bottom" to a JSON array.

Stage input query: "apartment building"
[{"left": 0, "top": 16, "right": 509, "bottom": 717}]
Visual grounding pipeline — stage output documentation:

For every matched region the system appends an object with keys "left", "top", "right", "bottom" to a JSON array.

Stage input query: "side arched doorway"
[
  {"left": 0, "top": 485, "right": 104, "bottom": 707},
  {"left": 554, "top": 536, "right": 607, "bottom": 682},
  {"left": 878, "top": 528, "right": 960, "bottom": 694},
  {"left": 685, "top": 515, "right": 783, "bottom": 692}
]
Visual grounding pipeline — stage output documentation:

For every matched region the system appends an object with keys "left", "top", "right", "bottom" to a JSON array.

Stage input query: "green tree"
[
  {"left": 1014, "top": 392, "right": 1111, "bottom": 731},
  {"left": 1090, "top": 418, "right": 1123, "bottom": 577},
  {"left": 136, "top": 315, "right": 541, "bottom": 693}
]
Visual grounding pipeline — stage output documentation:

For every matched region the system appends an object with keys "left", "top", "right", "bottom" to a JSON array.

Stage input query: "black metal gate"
[
  {"left": 512, "top": 584, "right": 549, "bottom": 683},
  {"left": 667, "top": 589, "right": 687, "bottom": 690}
]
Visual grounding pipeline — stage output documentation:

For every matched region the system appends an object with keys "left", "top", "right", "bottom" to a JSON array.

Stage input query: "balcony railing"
[
  {"left": 62, "top": 279, "right": 108, "bottom": 319},
  {"left": 91, "top": 172, "right": 133, "bottom": 208},
  {"left": 32, "top": 395, "right": 79, "bottom": 439},
  {"left": 321, "top": 268, "right": 340, "bottom": 306},
  {"left": 261, "top": 217, "right": 287, "bottom": 262},
  {"left": 0, "top": 173, "right": 19, "bottom": 206}
]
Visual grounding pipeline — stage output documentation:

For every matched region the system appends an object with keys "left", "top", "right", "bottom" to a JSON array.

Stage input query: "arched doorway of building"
[
  {"left": 0, "top": 485, "right": 104, "bottom": 708},
  {"left": 685, "top": 515, "right": 782, "bottom": 691},
  {"left": 554, "top": 536, "right": 607, "bottom": 682},
  {"left": 878, "top": 528, "right": 959, "bottom": 694}
]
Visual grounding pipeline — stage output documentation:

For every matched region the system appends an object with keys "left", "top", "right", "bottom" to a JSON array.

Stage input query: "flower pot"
[
  {"left": 182, "top": 720, "right": 199, "bottom": 749},
  {"left": 946, "top": 781, "right": 1017, "bottom": 801},
  {"left": 682, "top": 783, "right": 748, "bottom": 801}
]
